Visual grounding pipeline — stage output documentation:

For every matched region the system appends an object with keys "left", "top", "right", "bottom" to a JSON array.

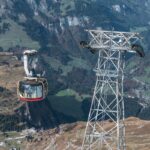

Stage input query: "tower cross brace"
[{"left": 82, "top": 30, "right": 140, "bottom": 150}]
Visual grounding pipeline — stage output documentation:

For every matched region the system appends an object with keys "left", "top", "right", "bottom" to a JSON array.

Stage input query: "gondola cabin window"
[{"left": 20, "top": 84, "right": 43, "bottom": 98}]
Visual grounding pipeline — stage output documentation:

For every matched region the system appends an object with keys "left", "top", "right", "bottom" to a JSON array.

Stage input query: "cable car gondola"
[
  {"left": 17, "top": 50, "right": 48, "bottom": 102},
  {"left": 18, "top": 77, "right": 48, "bottom": 102}
]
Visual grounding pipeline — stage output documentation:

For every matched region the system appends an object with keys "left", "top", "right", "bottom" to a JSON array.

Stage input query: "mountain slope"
[
  {"left": 0, "top": 117, "right": 149, "bottom": 150},
  {"left": 0, "top": 0, "right": 150, "bottom": 128}
]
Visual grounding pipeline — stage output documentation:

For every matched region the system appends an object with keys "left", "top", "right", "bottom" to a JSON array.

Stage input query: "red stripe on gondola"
[{"left": 19, "top": 97, "right": 44, "bottom": 102}]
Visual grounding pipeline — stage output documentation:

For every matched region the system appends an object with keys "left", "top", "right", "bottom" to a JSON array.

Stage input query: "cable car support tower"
[{"left": 82, "top": 30, "right": 141, "bottom": 150}]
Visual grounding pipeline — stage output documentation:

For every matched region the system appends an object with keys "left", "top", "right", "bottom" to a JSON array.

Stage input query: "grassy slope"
[
  {"left": 0, "top": 19, "right": 40, "bottom": 50},
  {"left": 44, "top": 55, "right": 91, "bottom": 76}
]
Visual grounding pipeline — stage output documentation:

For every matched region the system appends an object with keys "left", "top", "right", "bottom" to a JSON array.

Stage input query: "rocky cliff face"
[{"left": 0, "top": 0, "right": 150, "bottom": 130}]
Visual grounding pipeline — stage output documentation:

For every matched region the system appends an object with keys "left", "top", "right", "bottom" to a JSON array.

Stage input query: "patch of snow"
[
  {"left": 138, "top": 125, "right": 144, "bottom": 129},
  {"left": 6, "top": 136, "right": 26, "bottom": 141},
  {"left": 112, "top": 5, "right": 121, "bottom": 13},
  {"left": 21, "top": 128, "right": 36, "bottom": 136},
  {"left": 0, "top": 142, "right": 5, "bottom": 147},
  {"left": 17, "top": 140, "right": 21, "bottom": 144},
  {"left": 67, "top": 16, "right": 80, "bottom": 26},
  {"left": 122, "top": 4, "right": 126, "bottom": 9},
  {"left": 0, "top": 5, "right": 6, "bottom": 15},
  {"left": 60, "top": 18, "right": 65, "bottom": 30},
  {"left": 53, "top": 0, "right": 59, "bottom": 2},
  {"left": 127, "top": 95, "right": 135, "bottom": 99},
  {"left": 83, "top": 16, "right": 89, "bottom": 22},
  {"left": 34, "top": 11, "right": 39, "bottom": 16}
]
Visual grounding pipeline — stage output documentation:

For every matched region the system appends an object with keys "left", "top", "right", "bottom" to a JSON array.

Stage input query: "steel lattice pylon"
[{"left": 82, "top": 30, "right": 140, "bottom": 150}]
